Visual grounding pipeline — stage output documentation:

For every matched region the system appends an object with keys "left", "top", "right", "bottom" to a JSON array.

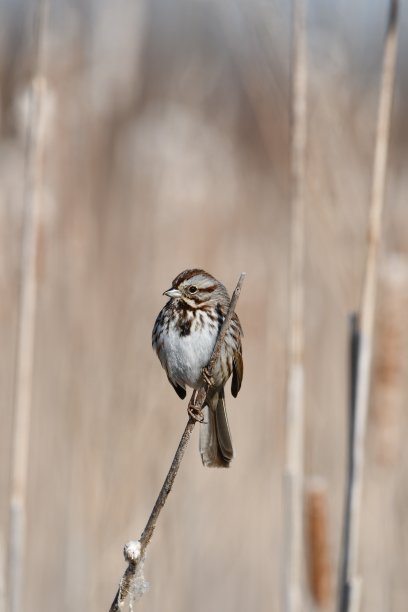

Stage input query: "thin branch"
[
  {"left": 8, "top": 2, "right": 50, "bottom": 612},
  {"left": 283, "top": 0, "right": 307, "bottom": 611},
  {"left": 0, "top": 534, "right": 6, "bottom": 612},
  {"left": 109, "top": 272, "right": 246, "bottom": 612},
  {"left": 339, "top": 1, "right": 399, "bottom": 610},
  {"left": 338, "top": 314, "right": 360, "bottom": 612}
]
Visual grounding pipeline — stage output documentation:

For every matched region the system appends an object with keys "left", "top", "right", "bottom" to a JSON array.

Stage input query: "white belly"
[{"left": 163, "top": 319, "right": 218, "bottom": 389}]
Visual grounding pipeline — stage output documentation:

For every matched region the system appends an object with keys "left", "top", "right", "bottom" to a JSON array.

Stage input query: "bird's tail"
[{"left": 199, "top": 389, "right": 234, "bottom": 468}]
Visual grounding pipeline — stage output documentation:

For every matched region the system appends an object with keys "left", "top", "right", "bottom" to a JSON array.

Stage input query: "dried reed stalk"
[
  {"left": 372, "top": 255, "right": 408, "bottom": 465},
  {"left": 339, "top": 2, "right": 399, "bottom": 610},
  {"left": 306, "top": 480, "right": 332, "bottom": 609},
  {"left": 283, "top": 1, "right": 308, "bottom": 611},
  {"left": 8, "top": 2, "right": 50, "bottom": 612},
  {"left": 109, "top": 273, "right": 246, "bottom": 612},
  {"left": 339, "top": 315, "right": 360, "bottom": 612},
  {"left": 0, "top": 535, "right": 5, "bottom": 612}
]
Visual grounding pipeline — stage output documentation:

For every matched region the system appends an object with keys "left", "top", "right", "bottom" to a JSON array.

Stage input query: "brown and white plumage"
[{"left": 152, "top": 269, "right": 243, "bottom": 467}]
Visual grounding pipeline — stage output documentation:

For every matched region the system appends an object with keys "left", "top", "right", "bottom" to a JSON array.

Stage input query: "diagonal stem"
[{"left": 109, "top": 272, "right": 246, "bottom": 612}]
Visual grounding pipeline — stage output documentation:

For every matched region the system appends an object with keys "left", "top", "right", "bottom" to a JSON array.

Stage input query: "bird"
[{"left": 152, "top": 269, "right": 243, "bottom": 467}]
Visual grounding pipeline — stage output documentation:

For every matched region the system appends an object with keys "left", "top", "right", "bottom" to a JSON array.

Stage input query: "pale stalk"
[
  {"left": 338, "top": 2, "right": 399, "bottom": 610},
  {"left": 283, "top": 1, "right": 308, "bottom": 611},
  {"left": 8, "top": 2, "right": 50, "bottom": 612}
]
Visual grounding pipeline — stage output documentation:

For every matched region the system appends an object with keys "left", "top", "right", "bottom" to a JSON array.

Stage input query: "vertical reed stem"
[
  {"left": 8, "top": 2, "right": 49, "bottom": 611},
  {"left": 339, "top": 2, "right": 399, "bottom": 610},
  {"left": 0, "top": 535, "right": 5, "bottom": 612},
  {"left": 339, "top": 314, "right": 360, "bottom": 612},
  {"left": 283, "top": 1, "right": 308, "bottom": 611}
]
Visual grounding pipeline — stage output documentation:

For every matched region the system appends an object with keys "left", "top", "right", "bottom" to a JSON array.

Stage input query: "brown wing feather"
[
  {"left": 168, "top": 376, "right": 186, "bottom": 399},
  {"left": 231, "top": 344, "right": 243, "bottom": 398}
]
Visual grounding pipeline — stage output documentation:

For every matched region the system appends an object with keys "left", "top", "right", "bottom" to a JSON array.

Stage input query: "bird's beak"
[{"left": 163, "top": 288, "right": 182, "bottom": 299}]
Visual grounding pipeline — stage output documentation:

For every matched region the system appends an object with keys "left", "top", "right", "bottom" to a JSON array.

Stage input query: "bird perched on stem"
[{"left": 152, "top": 269, "right": 243, "bottom": 467}]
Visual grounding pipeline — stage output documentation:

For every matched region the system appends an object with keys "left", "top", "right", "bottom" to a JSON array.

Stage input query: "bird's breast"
[{"left": 163, "top": 312, "right": 219, "bottom": 389}]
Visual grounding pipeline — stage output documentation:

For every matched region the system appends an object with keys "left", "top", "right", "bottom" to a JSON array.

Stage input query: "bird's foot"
[
  {"left": 202, "top": 367, "right": 214, "bottom": 388},
  {"left": 187, "top": 390, "right": 205, "bottom": 422},
  {"left": 188, "top": 403, "right": 204, "bottom": 423}
]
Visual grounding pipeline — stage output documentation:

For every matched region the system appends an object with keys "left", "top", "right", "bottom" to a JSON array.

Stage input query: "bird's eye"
[{"left": 188, "top": 285, "right": 198, "bottom": 294}]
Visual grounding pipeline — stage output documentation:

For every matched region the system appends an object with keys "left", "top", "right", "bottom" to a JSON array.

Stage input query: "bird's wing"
[
  {"left": 231, "top": 343, "right": 243, "bottom": 398},
  {"left": 167, "top": 375, "right": 186, "bottom": 400}
]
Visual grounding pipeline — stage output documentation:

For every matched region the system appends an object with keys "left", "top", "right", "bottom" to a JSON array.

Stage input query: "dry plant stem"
[
  {"left": 0, "top": 535, "right": 6, "bottom": 612},
  {"left": 338, "top": 314, "right": 360, "bottom": 612},
  {"left": 340, "top": 2, "right": 399, "bottom": 610},
  {"left": 283, "top": 1, "right": 307, "bottom": 611},
  {"left": 306, "top": 481, "right": 332, "bottom": 608},
  {"left": 8, "top": 2, "right": 49, "bottom": 612},
  {"left": 109, "top": 272, "right": 246, "bottom": 612}
]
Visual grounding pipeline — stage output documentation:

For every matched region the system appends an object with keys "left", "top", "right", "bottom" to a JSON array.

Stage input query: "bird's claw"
[
  {"left": 188, "top": 403, "right": 205, "bottom": 423},
  {"left": 202, "top": 367, "right": 214, "bottom": 388}
]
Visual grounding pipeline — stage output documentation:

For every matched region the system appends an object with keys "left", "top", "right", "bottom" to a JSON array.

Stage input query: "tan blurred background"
[{"left": 1, "top": 0, "right": 408, "bottom": 611}]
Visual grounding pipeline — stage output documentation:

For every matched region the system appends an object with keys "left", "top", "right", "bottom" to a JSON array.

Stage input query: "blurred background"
[{"left": 0, "top": 0, "right": 408, "bottom": 611}]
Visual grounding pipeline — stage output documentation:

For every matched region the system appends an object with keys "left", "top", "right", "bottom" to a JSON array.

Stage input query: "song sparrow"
[{"left": 152, "top": 269, "right": 243, "bottom": 468}]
